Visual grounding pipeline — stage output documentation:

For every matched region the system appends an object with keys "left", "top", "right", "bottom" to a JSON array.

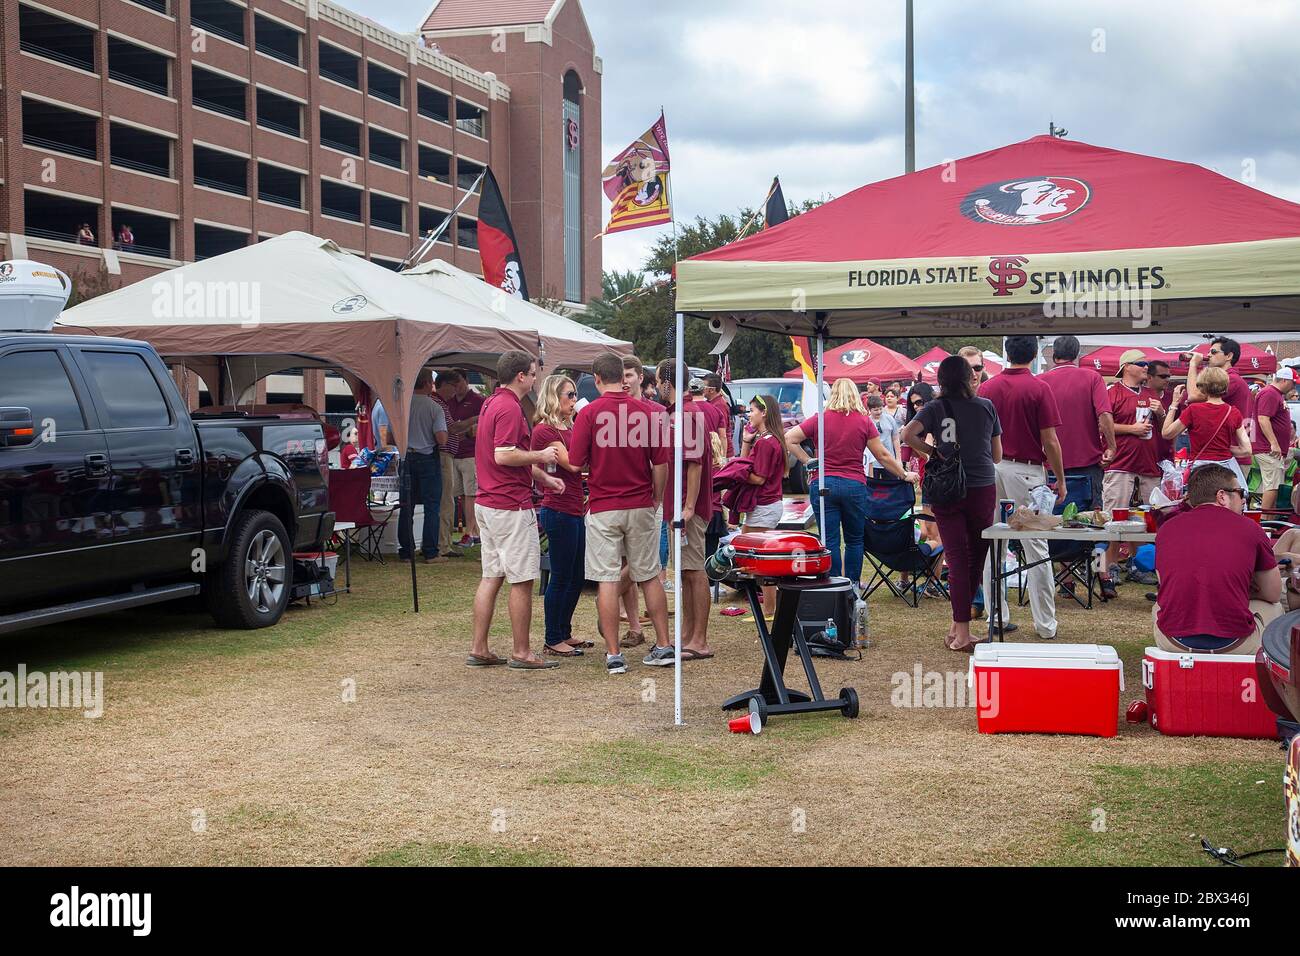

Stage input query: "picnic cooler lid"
[
  {"left": 973, "top": 643, "right": 1123, "bottom": 686},
  {"left": 1142, "top": 647, "right": 1258, "bottom": 666}
]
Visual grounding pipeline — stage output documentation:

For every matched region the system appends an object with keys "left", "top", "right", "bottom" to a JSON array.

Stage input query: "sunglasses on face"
[
  {"left": 1222, "top": 487, "right": 1245, "bottom": 499},
  {"left": 563, "top": 391, "right": 577, "bottom": 399},
  {"left": 1150, "top": 372, "right": 1171, "bottom": 379},
  {"left": 1210, "top": 348, "right": 1224, "bottom": 356},
  {"left": 970, "top": 365, "right": 984, "bottom": 372}
]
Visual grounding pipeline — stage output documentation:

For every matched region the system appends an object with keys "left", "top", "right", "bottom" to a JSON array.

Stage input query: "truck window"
[
  {"left": 78, "top": 351, "right": 172, "bottom": 429},
  {"left": 0, "top": 350, "right": 86, "bottom": 434}
]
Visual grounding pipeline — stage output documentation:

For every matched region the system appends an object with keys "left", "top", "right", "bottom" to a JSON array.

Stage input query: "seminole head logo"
[
  {"left": 962, "top": 177, "right": 1090, "bottom": 225},
  {"left": 841, "top": 348, "right": 871, "bottom": 368}
]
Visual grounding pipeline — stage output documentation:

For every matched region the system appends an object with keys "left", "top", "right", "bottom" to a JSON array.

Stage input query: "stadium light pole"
[{"left": 905, "top": 0, "right": 915, "bottom": 174}]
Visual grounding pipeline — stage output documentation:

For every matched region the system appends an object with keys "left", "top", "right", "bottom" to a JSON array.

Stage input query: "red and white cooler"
[
  {"left": 971, "top": 643, "right": 1123, "bottom": 737},
  {"left": 1141, "top": 647, "right": 1279, "bottom": 739}
]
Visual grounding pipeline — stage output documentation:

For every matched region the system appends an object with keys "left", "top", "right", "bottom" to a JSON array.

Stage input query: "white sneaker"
[{"left": 606, "top": 653, "right": 627, "bottom": 675}]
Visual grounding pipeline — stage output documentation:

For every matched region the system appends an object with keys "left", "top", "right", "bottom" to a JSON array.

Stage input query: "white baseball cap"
[{"left": 1276, "top": 366, "right": 1297, "bottom": 382}]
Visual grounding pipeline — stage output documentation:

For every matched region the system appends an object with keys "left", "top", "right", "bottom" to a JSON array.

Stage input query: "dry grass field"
[{"left": 0, "top": 555, "right": 1286, "bottom": 867}]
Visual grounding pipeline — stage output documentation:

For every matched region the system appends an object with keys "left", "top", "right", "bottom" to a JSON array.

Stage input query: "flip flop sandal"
[
  {"left": 720, "top": 607, "right": 746, "bottom": 617},
  {"left": 543, "top": 644, "right": 583, "bottom": 657},
  {"left": 466, "top": 653, "right": 507, "bottom": 667},
  {"left": 619, "top": 631, "right": 647, "bottom": 649},
  {"left": 680, "top": 649, "right": 715, "bottom": 661},
  {"left": 509, "top": 657, "right": 560, "bottom": 670}
]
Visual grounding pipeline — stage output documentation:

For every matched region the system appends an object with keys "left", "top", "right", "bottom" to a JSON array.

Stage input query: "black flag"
[
  {"left": 476, "top": 167, "right": 529, "bottom": 301},
  {"left": 764, "top": 177, "right": 789, "bottom": 229}
]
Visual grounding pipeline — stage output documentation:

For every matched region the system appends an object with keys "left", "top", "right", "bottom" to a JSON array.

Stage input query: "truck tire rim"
[{"left": 245, "top": 530, "right": 286, "bottom": 613}]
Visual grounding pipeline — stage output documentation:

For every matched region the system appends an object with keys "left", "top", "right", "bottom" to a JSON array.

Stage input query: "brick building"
[{"left": 0, "top": 0, "right": 602, "bottom": 341}]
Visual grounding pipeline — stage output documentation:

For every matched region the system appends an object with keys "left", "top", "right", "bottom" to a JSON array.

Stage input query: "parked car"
[
  {"left": 728, "top": 377, "right": 830, "bottom": 493},
  {"left": 0, "top": 333, "right": 335, "bottom": 635}
]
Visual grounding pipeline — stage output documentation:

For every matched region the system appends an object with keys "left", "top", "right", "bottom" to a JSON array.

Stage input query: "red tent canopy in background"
[
  {"left": 916, "top": 346, "right": 951, "bottom": 386},
  {"left": 1081, "top": 342, "right": 1277, "bottom": 378},
  {"left": 785, "top": 337, "right": 920, "bottom": 384}
]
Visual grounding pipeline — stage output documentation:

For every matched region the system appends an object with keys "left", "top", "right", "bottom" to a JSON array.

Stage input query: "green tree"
[
  {"left": 582, "top": 269, "right": 644, "bottom": 332},
  {"left": 64, "top": 264, "right": 120, "bottom": 308}
]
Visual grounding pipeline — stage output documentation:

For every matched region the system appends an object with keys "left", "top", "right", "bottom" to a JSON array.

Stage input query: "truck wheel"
[{"left": 207, "top": 509, "right": 292, "bottom": 630}]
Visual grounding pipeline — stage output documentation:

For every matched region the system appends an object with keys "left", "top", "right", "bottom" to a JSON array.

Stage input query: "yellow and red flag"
[
  {"left": 791, "top": 336, "right": 817, "bottom": 382},
  {"left": 600, "top": 113, "right": 672, "bottom": 236}
]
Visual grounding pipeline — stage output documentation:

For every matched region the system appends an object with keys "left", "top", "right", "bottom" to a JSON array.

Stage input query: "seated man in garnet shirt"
[{"left": 1153, "top": 464, "right": 1283, "bottom": 655}]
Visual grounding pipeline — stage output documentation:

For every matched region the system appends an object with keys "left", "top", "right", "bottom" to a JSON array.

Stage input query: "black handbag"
[{"left": 921, "top": 398, "right": 967, "bottom": 505}]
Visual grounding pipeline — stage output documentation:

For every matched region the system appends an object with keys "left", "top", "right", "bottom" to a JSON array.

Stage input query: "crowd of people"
[{"left": 368, "top": 331, "right": 1297, "bottom": 668}]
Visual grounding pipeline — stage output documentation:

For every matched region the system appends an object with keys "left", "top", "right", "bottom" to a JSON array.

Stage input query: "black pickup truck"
[{"left": 0, "top": 333, "right": 334, "bottom": 635}]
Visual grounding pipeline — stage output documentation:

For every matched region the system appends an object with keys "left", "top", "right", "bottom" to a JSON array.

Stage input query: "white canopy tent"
[{"left": 400, "top": 258, "right": 631, "bottom": 370}]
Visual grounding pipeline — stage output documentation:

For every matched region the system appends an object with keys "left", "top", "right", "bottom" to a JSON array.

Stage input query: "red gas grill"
[
  {"left": 709, "top": 531, "right": 859, "bottom": 725},
  {"left": 1258, "top": 610, "right": 1300, "bottom": 737}
]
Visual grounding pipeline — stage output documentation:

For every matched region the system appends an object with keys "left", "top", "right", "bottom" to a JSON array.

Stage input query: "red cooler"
[
  {"left": 1141, "top": 648, "right": 1279, "bottom": 739},
  {"left": 971, "top": 643, "right": 1123, "bottom": 737}
]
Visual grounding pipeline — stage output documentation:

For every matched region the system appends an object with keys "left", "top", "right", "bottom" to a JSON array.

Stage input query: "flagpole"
[
  {"left": 400, "top": 170, "right": 487, "bottom": 270},
  {"left": 673, "top": 313, "right": 684, "bottom": 728}
]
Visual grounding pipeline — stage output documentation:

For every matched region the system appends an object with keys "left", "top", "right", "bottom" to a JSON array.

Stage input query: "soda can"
[{"left": 999, "top": 499, "right": 1015, "bottom": 523}]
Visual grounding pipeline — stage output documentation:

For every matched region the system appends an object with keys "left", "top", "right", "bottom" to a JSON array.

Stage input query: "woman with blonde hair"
[
  {"left": 530, "top": 374, "right": 591, "bottom": 656},
  {"left": 784, "top": 378, "right": 917, "bottom": 586},
  {"left": 1162, "top": 366, "right": 1252, "bottom": 488}
]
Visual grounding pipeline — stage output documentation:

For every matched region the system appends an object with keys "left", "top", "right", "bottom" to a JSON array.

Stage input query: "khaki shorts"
[
  {"left": 745, "top": 500, "right": 784, "bottom": 529},
  {"left": 586, "top": 508, "right": 661, "bottom": 583},
  {"left": 476, "top": 504, "right": 540, "bottom": 584},
  {"left": 452, "top": 457, "right": 478, "bottom": 497},
  {"left": 1257, "top": 452, "right": 1286, "bottom": 492},
  {"left": 1102, "top": 471, "right": 1159, "bottom": 511},
  {"left": 678, "top": 514, "right": 707, "bottom": 572},
  {"left": 1153, "top": 600, "right": 1282, "bottom": 656}
]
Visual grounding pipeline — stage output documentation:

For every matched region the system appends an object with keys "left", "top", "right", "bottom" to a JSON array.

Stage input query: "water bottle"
[
  {"left": 825, "top": 618, "right": 838, "bottom": 649},
  {"left": 853, "top": 597, "right": 870, "bottom": 650},
  {"left": 545, "top": 460, "right": 557, "bottom": 474}
]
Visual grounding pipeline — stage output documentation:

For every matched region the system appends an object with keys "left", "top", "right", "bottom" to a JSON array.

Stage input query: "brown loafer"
[{"left": 619, "top": 631, "right": 647, "bottom": 649}]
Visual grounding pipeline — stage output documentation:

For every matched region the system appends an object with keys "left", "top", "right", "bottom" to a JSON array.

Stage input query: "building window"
[
  {"left": 258, "top": 163, "right": 303, "bottom": 209},
  {"left": 320, "top": 110, "right": 361, "bottom": 156},
  {"left": 254, "top": 14, "right": 300, "bottom": 66},
  {"left": 456, "top": 215, "right": 478, "bottom": 251},
  {"left": 24, "top": 190, "right": 100, "bottom": 246},
  {"left": 370, "top": 194, "right": 406, "bottom": 233},
  {"left": 321, "top": 181, "right": 362, "bottom": 222},
  {"left": 110, "top": 209, "right": 173, "bottom": 259},
  {"left": 419, "top": 206, "right": 453, "bottom": 244},
  {"left": 454, "top": 99, "right": 484, "bottom": 138},
  {"left": 418, "top": 85, "right": 450, "bottom": 124},
  {"left": 456, "top": 158, "right": 484, "bottom": 194},
  {"left": 368, "top": 61, "right": 405, "bottom": 108},
  {"left": 21, "top": 98, "right": 97, "bottom": 161},
  {"left": 193, "top": 144, "right": 247, "bottom": 195},
  {"left": 195, "top": 223, "right": 247, "bottom": 260},
  {"left": 192, "top": 65, "right": 247, "bottom": 120},
  {"left": 19, "top": 5, "right": 96, "bottom": 73},
  {"left": 107, "top": 36, "right": 171, "bottom": 97},
  {"left": 111, "top": 123, "right": 172, "bottom": 178},
  {"left": 562, "top": 70, "right": 583, "bottom": 303},
  {"left": 418, "top": 146, "right": 451, "bottom": 184},
  {"left": 368, "top": 127, "right": 405, "bottom": 170},
  {"left": 318, "top": 41, "right": 359, "bottom": 89},
  {"left": 257, "top": 88, "right": 302, "bottom": 138},
  {"left": 191, "top": 0, "right": 246, "bottom": 47}
]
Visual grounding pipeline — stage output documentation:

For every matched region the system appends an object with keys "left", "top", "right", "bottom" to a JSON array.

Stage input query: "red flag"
[{"left": 475, "top": 167, "right": 529, "bottom": 301}]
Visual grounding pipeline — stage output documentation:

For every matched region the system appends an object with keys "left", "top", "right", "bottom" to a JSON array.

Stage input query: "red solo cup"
[
  {"left": 1143, "top": 509, "right": 1158, "bottom": 533},
  {"left": 1113, "top": 508, "right": 1130, "bottom": 521},
  {"left": 728, "top": 712, "right": 762, "bottom": 735},
  {"left": 1126, "top": 700, "right": 1149, "bottom": 724},
  {"left": 1246, "top": 511, "right": 1263, "bottom": 525}
]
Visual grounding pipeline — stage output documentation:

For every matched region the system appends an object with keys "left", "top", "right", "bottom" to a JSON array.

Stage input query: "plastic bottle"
[
  {"left": 825, "top": 618, "right": 838, "bottom": 648},
  {"left": 854, "top": 597, "right": 870, "bottom": 649}
]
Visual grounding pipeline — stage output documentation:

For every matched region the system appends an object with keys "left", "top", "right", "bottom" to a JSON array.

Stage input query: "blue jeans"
[
  {"left": 823, "top": 476, "right": 868, "bottom": 583},
  {"left": 540, "top": 507, "right": 585, "bottom": 646},
  {"left": 398, "top": 450, "right": 441, "bottom": 559}
]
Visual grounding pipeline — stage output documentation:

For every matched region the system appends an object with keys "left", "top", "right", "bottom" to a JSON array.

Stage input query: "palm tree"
[{"left": 583, "top": 269, "right": 645, "bottom": 332}]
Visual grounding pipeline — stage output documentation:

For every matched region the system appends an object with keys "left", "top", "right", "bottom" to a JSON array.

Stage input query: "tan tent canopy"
[{"left": 55, "top": 232, "right": 625, "bottom": 449}]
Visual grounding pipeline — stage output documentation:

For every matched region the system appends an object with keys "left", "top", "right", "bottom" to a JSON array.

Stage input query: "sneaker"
[
  {"left": 1099, "top": 577, "right": 1118, "bottom": 601},
  {"left": 457, "top": 534, "right": 473, "bottom": 547},
  {"left": 606, "top": 653, "right": 627, "bottom": 675},
  {"left": 643, "top": 644, "right": 677, "bottom": 667},
  {"left": 663, "top": 578, "right": 674, "bottom": 592}
]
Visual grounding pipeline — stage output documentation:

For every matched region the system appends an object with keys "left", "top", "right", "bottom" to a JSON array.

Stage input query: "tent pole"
[
  {"left": 815, "top": 318, "right": 826, "bottom": 561},
  {"left": 673, "top": 312, "right": 684, "bottom": 727}
]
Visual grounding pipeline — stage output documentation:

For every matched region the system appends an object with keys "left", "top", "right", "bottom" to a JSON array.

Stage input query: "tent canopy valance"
[{"left": 676, "top": 136, "right": 1300, "bottom": 337}]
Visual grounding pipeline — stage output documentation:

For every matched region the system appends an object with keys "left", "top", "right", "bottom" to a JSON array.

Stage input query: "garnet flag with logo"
[
  {"left": 600, "top": 113, "right": 672, "bottom": 236},
  {"left": 476, "top": 166, "right": 529, "bottom": 301}
]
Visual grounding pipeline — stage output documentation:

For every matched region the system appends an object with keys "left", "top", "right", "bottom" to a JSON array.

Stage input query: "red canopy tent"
[
  {"left": 784, "top": 337, "right": 919, "bottom": 384},
  {"left": 1082, "top": 342, "right": 1277, "bottom": 378},
  {"left": 678, "top": 135, "right": 1300, "bottom": 335},
  {"left": 915, "top": 346, "right": 950, "bottom": 386}
]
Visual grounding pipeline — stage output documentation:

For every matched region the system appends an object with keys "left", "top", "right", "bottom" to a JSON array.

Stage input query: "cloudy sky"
[{"left": 367, "top": 0, "right": 1300, "bottom": 276}]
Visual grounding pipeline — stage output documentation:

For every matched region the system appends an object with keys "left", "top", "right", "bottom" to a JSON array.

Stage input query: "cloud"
[{"left": 340, "top": 1, "right": 1300, "bottom": 278}]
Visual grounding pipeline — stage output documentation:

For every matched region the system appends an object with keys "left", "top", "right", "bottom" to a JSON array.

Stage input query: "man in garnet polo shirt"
[
  {"left": 467, "top": 351, "right": 566, "bottom": 670},
  {"left": 448, "top": 371, "right": 486, "bottom": 546},
  {"left": 1154, "top": 464, "right": 1282, "bottom": 654},
  {"left": 702, "top": 373, "right": 735, "bottom": 457},
  {"left": 570, "top": 352, "right": 674, "bottom": 675},
  {"left": 1251, "top": 367, "right": 1297, "bottom": 510},
  {"left": 978, "top": 336, "right": 1067, "bottom": 640},
  {"left": 1101, "top": 351, "right": 1166, "bottom": 597},
  {"left": 1041, "top": 335, "right": 1116, "bottom": 509},
  {"left": 658, "top": 360, "right": 715, "bottom": 660},
  {"left": 1186, "top": 336, "right": 1253, "bottom": 474}
]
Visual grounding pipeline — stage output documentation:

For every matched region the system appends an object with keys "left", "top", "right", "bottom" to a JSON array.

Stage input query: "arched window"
[{"left": 562, "top": 70, "right": 583, "bottom": 303}]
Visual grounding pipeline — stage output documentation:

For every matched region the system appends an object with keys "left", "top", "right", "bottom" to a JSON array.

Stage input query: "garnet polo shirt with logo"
[
  {"left": 1041, "top": 363, "right": 1111, "bottom": 470},
  {"left": 1252, "top": 383, "right": 1293, "bottom": 454},
  {"left": 977, "top": 367, "right": 1062, "bottom": 465},
  {"left": 474, "top": 388, "right": 534, "bottom": 512},
  {"left": 569, "top": 390, "right": 668, "bottom": 513}
]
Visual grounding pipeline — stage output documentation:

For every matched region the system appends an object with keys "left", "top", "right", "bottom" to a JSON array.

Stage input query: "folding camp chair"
[
  {"left": 861, "top": 476, "right": 947, "bottom": 608},
  {"left": 1012, "top": 473, "right": 1098, "bottom": 609}
]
